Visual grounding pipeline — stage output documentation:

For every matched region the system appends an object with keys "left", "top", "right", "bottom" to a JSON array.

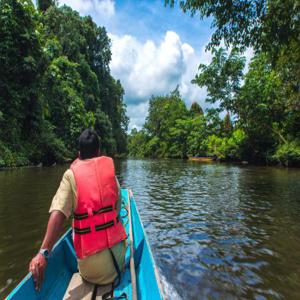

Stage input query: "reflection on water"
[{"left": 1, "top": 160, "right": 300, "bottom": 299}]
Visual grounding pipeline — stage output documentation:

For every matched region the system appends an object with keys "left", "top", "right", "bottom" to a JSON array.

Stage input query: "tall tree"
[
  {"left": 0, "top": 0, "right": 129, "bottom": 166},
  {"left": 145, "top": 89, "right": 188, "bottom": 139},
  {"left": 236, "top": 53, "right": 287, "bottom": 161},
  {"left": 192, "top": 48, "right": 245, "bottom": 114},
  {"left": 166, "top": 0, "right": 300, "bottom": 115},
  {"left": 222, "top": 113, "right": 233, "bottom": 137},
  {"left": 0, "top": 0, "right": 44, "bottom": 155},
  {"left": 189, "top": 102, "right": 204, "bottom": 117},
  {"left": 42, "top": 4, "right": 128, "bottom": 155},
  {"left": 165, "top": 0, "right": 299, "bottom": 53}
]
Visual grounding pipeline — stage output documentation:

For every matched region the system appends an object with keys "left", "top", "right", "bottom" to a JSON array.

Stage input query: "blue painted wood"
[
  {"left": 130, "top": 193, "right": 163, "bottom": 300},
  {"left": 6, "top": 189, "right": 163, "bottom": 300}
]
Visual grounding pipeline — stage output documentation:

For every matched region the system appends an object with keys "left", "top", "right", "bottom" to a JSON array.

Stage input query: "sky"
[{"left": 57, "top": 0, "right": 244, "bottom": 130}]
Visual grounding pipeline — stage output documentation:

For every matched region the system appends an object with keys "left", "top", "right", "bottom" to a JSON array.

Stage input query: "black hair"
[{"left": 78, "top": 129, "right": 100, "bottom": 159}]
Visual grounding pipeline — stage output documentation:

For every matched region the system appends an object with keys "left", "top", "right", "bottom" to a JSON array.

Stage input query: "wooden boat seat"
[{"left": 63, "top": 273, "right": 113, "bottom": 300}]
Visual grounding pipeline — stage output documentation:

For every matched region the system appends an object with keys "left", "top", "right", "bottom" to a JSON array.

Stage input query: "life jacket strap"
[
  {"left": 74, "top": 205, "right": 113, "bottom": 220},
  {"left": 74, "top": 220, "right": 115, "bottom": 235},
  {"left": 74, "top": 227, "right": 91, "bottom": 234},
  {"left": 108, "top": 248, "right": 121, "bottom": 287},
  {"left": 95, "top": 220, "right": 114, "bottom": 231}
]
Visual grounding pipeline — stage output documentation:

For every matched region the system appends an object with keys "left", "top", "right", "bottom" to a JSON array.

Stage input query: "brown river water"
[{"left": 0, "top": 159, "right": 300, "bottom": 299}]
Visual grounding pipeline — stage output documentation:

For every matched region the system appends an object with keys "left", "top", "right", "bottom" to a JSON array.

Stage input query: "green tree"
[
  {"left": 0, "top": 0, "right": 45, "bottom": 166},
  {"left": 272, "top": 141, "right": 300, "bottom": 167},
  {"left": 37, "top": 0, "right": 55, "bottom": 12},
  {"left": 128, "top": 129, "right": 149, "bottom": 157},
  {"left": 145, "top": 89, "right": 188, "bottom": 138},
  {"left": 236, "top": 53, "right": 286, "bottom": 161},
  {"left": 207, "top": 129, "right": 247, "bottom": 161},
  {"left": 192, "top": 48, "right": 245, "bottom": 114},
  {"left": 145, "top": 90, "right": 189, "bottom": 157},
  {"left": 128, "top": 90, "right": 190, "bottom": 158},
  {"left": 222, "top": 113, "right": 233, "bottom": 137},
  {"left": 189, "top": 102, "right": 203, "bottom": 117},
  {"left": 169, "top": 115, "right": 209, "bottom": 158},
  {"left": 41, "top": 56, "right": 90, "bottom": 148},
  {"left": 100, "top": 75, "right": 129, "bottom": 154},
  {"left": 166, "top": 0, "right": 299, "bottom": 55},
  {"left": 186, "top": 116, "right": 208, "bottom": 157},
  {"left": 0, "top": 0, "right": 129, "bottom": 166},
  {"left": 94, "top": 110, "right": 116, "bottom": 156},
  {"left": 166, "top": 0, "right": 300, "bottom": 142},
  {"left": 42, "top": 4, "right": 128, "bottom": 155}
]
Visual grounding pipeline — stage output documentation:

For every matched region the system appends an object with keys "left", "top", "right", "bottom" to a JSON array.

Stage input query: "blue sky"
[
  {"left": 102, "top": 1, "right": 213, "bottom": 49},
  {"left": 58, "top": 0, "right": 217, "bottom": 129}
]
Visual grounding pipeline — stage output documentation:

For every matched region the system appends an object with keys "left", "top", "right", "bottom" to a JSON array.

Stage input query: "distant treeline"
[
  {"left": 128, "top": 87, "right": 299, "bottom": 166},
  {"left": 129, "top": 0, "right": 300, "bottom": 166},
  {"left": 128, "top": 90, "right": 245, "bottom": 162},
  {"left": 0, "top": 0, "right": 128, "bottom": 167}
]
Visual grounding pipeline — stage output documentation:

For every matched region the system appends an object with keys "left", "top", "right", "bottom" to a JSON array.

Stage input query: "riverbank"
[
  {"left": 2, "top": 155, "right": 299, "bottom": 170},
  {"left": 127, "top": 156, "right": 300, "bottom": 168},
  {"left": 0, "top": 154, "right": 130, "bottom": 170},
  {"left": 127, "top": 93, "right": 300, "bottom": 168}
]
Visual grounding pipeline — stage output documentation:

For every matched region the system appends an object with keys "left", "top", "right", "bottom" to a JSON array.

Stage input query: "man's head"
[{"left": 78, "top": 129, "right": 100, "bottom": 159}]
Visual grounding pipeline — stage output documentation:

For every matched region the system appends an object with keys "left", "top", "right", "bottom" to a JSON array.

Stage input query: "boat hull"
[
  {"left": 188, "top": 157, "right": 214, "bottom": 162},
  {"left": 6, "top": 189, "right": 163, "bottom": 300}
]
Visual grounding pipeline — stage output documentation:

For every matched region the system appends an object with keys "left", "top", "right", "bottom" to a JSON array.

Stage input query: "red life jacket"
[{"left": 70, "top": 156, "right": 127, "bottom": 259}]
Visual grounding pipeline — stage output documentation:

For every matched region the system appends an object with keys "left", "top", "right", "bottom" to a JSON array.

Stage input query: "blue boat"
[{"left": 6, "top": 189, "right": 164, "bottom": 300}]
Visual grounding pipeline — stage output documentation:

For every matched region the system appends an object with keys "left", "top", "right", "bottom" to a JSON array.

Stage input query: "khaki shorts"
[{"left": 77, "top": 240, "right": 126, "bottom": 285}]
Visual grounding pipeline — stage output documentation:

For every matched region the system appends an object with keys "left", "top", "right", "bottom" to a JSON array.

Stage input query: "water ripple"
[
  {"left": 1, "top": 161, "right": 300, "bottom": 299},
  {"left": 118, "top": 159, "right": 300, "bottom": 300}
]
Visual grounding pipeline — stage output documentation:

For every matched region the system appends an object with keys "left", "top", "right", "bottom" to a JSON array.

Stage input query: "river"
[{"left": 0, "top": 159, "right": 300, "bottom": 299}]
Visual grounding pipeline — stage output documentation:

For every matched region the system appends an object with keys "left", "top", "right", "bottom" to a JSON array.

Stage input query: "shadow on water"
[{"left": 1, "top": 160, "right": 300, "bottom": 299}]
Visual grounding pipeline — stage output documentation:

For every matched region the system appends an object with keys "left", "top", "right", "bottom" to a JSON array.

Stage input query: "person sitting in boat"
[{"left": 28, "top": 128, "right": 127, "bottom": 292}]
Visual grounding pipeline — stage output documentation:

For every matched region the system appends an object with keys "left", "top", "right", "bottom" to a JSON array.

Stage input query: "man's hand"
[{"left": 29, "top": 253, "right": 47, "bottom": 291}]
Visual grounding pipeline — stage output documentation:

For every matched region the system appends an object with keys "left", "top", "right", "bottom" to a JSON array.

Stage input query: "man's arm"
[
  {"left": 40, "top": 210, "right": 66, "bottom": 250},
  {"left": 29, "top": 211, "right": 65, "bottom": 291},
  {"left": 29, "top": 169, "right": 74, "bottom": 291}
]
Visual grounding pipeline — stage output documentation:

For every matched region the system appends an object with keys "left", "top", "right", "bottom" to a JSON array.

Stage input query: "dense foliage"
[
  {"left": 128, "top": 51, "right": 299, "bottom": 165},
  {"left": 0, "top": 0, "right": 128, "bottom": 167},
  {"left": 128, "top": 90, "right": 248, "bottom": 162},
  {"left": 134, "top": 0, "right": 299, "bottom": 166}
]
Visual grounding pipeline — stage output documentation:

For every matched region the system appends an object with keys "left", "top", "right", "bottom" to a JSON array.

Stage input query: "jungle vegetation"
[
  {"left": 0, "top": 0, "right": 128, "bottom": 167},
  {"left": 128, "top": 0, "right": 300, "bottom": 166},
  {"left": 1, "top": 0, "right": 299, "bottom": 167}
]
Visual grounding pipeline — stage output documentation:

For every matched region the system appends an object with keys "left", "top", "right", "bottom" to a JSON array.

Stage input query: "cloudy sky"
[{"left": 58, "top": 0, "right": 221, "bottom": 129}]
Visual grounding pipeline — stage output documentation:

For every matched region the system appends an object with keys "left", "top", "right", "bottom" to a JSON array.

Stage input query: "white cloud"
[
  {"left": 95, "top": 0, "right": 115, "bottom": 17},
  {"left": 54, "top": 1, "right": 213, "bottom": 130},
  {"left": 54, "top": 0, "right": 252, "bottom": 130},
  {"left": 109, "top": 31, "right": 213, "bottom": 129},
  {"left": 59, "top": 0, "right": 115, "bottom": 18},
  {"left": 58, "top": 0, "right": 90, "bottom": 13},
  {"left": 127, "top": 102, "right": 149, "bottom": 130},
  {"left": 110, "top": 31, "right": 184, "bottom": 102}
]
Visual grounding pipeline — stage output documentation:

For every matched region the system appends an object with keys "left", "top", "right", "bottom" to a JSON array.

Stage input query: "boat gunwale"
[
  {"left": 129, "top": 189, "right": 165, "bottom": 300},
  {"left": 5, "top": 229, "right": 72, "bottom": 300},
  {"left": 7, "top": 190, "right": 164, "bottom": 300}
]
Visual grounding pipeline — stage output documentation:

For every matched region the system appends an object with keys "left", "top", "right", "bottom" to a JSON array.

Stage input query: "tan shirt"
[{"left": 49, "top": 168, "right": 125, "bottom": 285}]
